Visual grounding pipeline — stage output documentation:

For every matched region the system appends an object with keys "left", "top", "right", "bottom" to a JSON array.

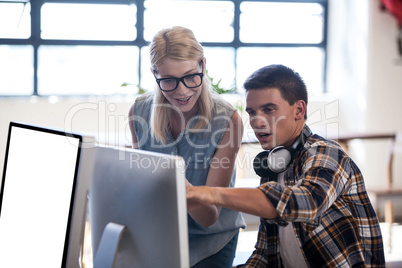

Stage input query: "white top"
[{"left": 277, "top": 172, "right": 308, "bottom": 268}]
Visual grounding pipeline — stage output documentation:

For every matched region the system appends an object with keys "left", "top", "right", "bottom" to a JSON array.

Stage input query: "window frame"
[{"left": 0, "top": 0, "right": 328, "bottom": 96}]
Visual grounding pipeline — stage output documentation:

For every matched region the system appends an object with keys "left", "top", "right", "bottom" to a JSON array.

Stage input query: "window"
[
  {"left": 41, "top": 3, "right": 137, "bottom": 41},
  {"left": 0, "top": 0, "right": 327, "bottom": 96},
  {"left": 0, "top": 2, "right": 31, "bottom": 39}
]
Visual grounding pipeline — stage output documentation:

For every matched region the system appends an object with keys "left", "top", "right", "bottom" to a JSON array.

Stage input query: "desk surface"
[{"left": 242, "top": 132, "right": 397, "bottom": 144}]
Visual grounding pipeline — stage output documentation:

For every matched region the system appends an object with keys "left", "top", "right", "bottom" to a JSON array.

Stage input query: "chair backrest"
[{"left": 337, "top": 133, "right": 397, "bottom": 189}]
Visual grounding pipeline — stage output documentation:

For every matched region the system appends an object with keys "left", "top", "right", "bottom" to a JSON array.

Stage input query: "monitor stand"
[{"left": 93, "top": 222, "right": 126, "bottom": 268}]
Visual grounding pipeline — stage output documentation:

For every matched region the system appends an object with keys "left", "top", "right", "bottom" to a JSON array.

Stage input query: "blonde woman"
[{"left": 128, "top": 26, "right": 245, "bottom": 267}]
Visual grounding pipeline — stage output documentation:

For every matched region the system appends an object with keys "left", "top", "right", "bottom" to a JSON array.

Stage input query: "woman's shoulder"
[
  {"left": 211, "top": 94, "right": 236, "bottom": 116},
  {"left": 135, "top": 92, "right": 154, "bottom": 104},
  {"left": 132, "top": 92, "right": 154, "bottom": 115},
  {"left": 134, "top": 92, "right": 154, "bottom": 106}
]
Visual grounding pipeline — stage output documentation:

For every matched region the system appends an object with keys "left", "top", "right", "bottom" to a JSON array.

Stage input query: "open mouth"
[
  {"left": 257, "top": 132, "right": 271, "bottom": 139},
  {"left": 175, "top": 96, "right": 191, "bottom": 104}
]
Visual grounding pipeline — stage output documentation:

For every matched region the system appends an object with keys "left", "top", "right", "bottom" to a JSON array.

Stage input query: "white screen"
[{"left": 0, "top": 125, "right": 80, "bottom": 268}]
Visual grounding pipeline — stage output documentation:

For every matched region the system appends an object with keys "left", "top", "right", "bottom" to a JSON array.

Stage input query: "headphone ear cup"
[
  {"left": 253, "top": 147, "right": 293, "bottom": 177},
  {"left": 253, "top": 128, "right": 310, "bottom": 177},
  {"left": 267, "top": 146, "right": 292, "bottom": 173},
  {"left": 253, "top": 150, "right": 275, "bottom": 178}
]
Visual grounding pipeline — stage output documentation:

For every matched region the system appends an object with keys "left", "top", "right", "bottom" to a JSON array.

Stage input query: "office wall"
[
  {"left": 328, "top": 0, "right": 402, "bottom": 181},
  {"left": 325, "top": 0, "right": 402, "bottom": 219},
  {"left": 366, "top": 0, "right": 402, "bottom": 191}
]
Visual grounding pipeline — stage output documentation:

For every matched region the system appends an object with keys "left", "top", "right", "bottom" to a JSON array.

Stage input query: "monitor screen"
[
  {"left": 0, "top": 122, "right": 88, "bottom": 268},
  {"left": 89, "top": 146, "right": 189, "bottom": 268}
]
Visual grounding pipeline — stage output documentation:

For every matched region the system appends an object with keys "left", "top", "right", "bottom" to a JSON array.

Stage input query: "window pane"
[
  {"left": 203, "top": 47, "right": 236, "bottom": 91},
  {"left": 38, "top": 46, "right": 138, "bottom": 95},
  {"left": 0, "top": 3, "right": 31, "bottom": 39},
  {"left": 140, "top": 46, "right": 154, "bottom": 92},
  {"left": 144, "top": 0, "right": 234, "bottom": 42},
  {"left": 0, "top": 45, "right": 33, "bottom": 95},
  {"left": 237, "top": 47, "right": 324, "bottom": 95},
  {"left": 240, "top": 2, "right": 324, "bottom": 43},
  {"left": 41, "top": 3, "right": 137, "bottom": 41}
]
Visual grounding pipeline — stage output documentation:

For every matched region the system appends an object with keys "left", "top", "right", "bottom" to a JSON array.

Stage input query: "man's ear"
[{"left": 295, "top": 100, "right": 306, "bottom": 120}]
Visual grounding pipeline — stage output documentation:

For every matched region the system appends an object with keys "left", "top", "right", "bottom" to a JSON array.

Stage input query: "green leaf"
[{"left": 206, "top": 70, "right": 237, "bottom": 94}]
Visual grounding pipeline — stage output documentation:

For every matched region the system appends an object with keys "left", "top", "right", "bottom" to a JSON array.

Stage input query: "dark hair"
[{"left": 243, "top": 64, "right": 308, "bottom": 119}]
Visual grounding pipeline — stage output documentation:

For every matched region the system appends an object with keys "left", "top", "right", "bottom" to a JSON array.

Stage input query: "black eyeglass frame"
[{"left": 154, "top": 61, "right": 204, "bottom": 92}]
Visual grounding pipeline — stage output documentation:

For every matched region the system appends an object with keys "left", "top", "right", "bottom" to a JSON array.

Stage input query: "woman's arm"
[
  {"left": 128, "top": 104, "right": 139, "bottom": 149},
  {"left": 187, "top": 111, "right": 244, "bottom": 227}
]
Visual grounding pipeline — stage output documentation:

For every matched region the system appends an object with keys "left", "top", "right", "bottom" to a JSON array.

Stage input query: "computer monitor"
[
  {"left": 89, "top": 146, "right": 189, "bottom": 268},
  {"left": 0, "top": 122, "right": 96, "bottom": 268}
]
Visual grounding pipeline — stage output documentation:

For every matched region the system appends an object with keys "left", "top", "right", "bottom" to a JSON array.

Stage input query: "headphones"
[{"left": 253, "top": 127, "right": 312, "bottom": 178}]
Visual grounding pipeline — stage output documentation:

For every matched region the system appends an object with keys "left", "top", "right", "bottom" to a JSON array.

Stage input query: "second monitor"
[{"left": 89, "top": 146, "right": 189, "bottom": 268}]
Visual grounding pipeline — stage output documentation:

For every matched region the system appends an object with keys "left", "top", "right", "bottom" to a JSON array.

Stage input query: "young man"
[{"left": 186, "top": 64, "right": 386, "bottom": 267}]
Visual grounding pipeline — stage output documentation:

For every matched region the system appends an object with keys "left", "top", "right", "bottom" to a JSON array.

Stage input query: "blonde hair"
[{"left": 149, "top": 26, "right": 216, "bottom": 144}]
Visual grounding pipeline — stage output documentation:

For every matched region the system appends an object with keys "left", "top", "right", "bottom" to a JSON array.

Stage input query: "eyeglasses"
[{"left": 154, "top": 62, "right": 204, "bottom": 92}]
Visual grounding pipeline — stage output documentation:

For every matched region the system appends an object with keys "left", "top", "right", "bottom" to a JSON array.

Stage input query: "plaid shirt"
[{"left": 240, "top": 127, "right": 385, "bottom": 267}]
